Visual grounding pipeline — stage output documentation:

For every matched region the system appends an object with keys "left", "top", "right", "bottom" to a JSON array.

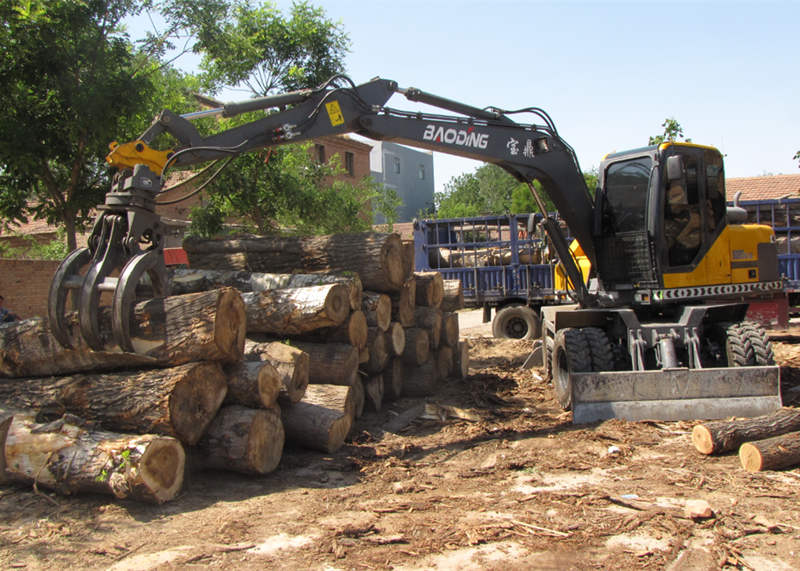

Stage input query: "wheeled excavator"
[{"left": 48, "top": 75, "right": 784, "bottom": 423}]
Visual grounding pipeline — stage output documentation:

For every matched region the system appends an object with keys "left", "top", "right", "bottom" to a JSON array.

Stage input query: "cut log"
[
  {"left": 351, "top": 376, "right": 365, "bottom": 419},
  {"left": 436, "top": 346, "right": 454, "bottom": 379},
  {"left": 359, "top": 346, "right": 369, "bottom": 365},
  {"left": 402, "top": 327, "right": 430, "bottom": 366},
  {"left": 0, "top": 409, "right": 16, "bottom": 481},
  {"left": 183, "top": 232, "right": 405, "bottom": 292},
  {"left": 292, "top": 342, "right": 358, "bottom": 386},
  {"left": 365, "top": 328, "right": 389, "bottom": 375},
  {"left": 0, "top": 288, "right": 245, "bottom": 378},
  {"left": 692, "top": 408, "right": 800, "bottom": 455},
  {"left": 441, "top": 312, "right": 460, "bottom": 347},
  {"left": 441, "top": 280, "right": 464, "bottom": 312},
  {"left": 242, "top": 283, "right": 350, "bottom": 334},
  {"left": 390, "top": 277, "right": 416, "bottom": 327},
  {"left": 386, "top": 322, "right": 406, "bottom": 356},
  {"left": 0, "top": 362, "right": 228, "bottom": 445},
  {"left": 196, "top": 405, "right": 284, "bottom": 475},
  {"left": 414, "top": 271, "right": 444, "bottom": 308},
  {"left": 224, "top": 361, "right": 281, "bottom": 409},
  {"left": 365, "top": 375, "right": 384, "bottom": 412},
  {"left": 403, "top": 360, "right": 439, "bottom": 397},
  {"left": 243, "top": 340, "right": 309, "bottom": 405},
  {"left": 4, "top": 412, "right": 184, "bottom": 503},
  {"left": 739, "top": 432, "right": 800, "bottom": 472},
  {"left": 454, "top": 341, "right": 470, "bottom": 379},
  {"left": 327, "top": 310, "right": 368, "bottom": 349},
  {"left": 382, "top": 358, "right": 404, "bottom": 401},
  {"left": 401, "top": 240, "right": 415, "bottom": 282},
  {"left": 414, "top": 307, "right": 442, "bottom": 349},
  {"left": 362, "top": 291, "right": 391, "bottom": 331},
  {"left": 281, "top": 384, "right": 353, "bottom": 453}
]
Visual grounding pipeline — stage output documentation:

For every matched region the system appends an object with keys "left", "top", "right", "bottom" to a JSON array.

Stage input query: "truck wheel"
[
  {"left": 582, "top": 327, "right": 615, "bottom": 372},
  {"left": 552, "top": 328, "right": 592, "bottom": 410},
  {"left": 740, "top": 322, "right": 775, "bottom": 365},
  {"left": 724, "top": 322, "right": 755, "bottom": 366},
  {"left": 492, "top": 305, "right": 540, "bottom": 340}
]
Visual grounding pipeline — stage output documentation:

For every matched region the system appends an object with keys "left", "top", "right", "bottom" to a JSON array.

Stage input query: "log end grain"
[
  {"left": 138, "top": 437, "right": 186, "bottom": 503},
  {"left": 169, "top": 362, "right": 229, "bottom": 445},
  {"left": 692, "top": 424, "right": 715, "bottom": 455},
  {"left": 214, "top": 288, "right": 247, "bottom": 361},
  {"left": 739, "top": 442, "right": 763, "bottom": 472}
]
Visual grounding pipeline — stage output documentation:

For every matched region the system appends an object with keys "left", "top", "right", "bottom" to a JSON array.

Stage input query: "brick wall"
[{"left": 0, "top": 259, "right": 60, "bottom": 319}]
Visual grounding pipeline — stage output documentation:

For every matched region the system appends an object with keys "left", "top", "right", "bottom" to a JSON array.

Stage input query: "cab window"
[{"left": 603, "top": 157, "right": 651, "bottom": 233}]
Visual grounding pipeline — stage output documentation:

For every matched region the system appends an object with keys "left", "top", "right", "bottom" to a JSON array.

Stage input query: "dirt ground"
[{"left": 2, "top": 326, "right": 800, "bottom": 570}]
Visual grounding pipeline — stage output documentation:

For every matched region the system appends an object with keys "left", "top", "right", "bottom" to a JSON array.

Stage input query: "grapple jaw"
[{"left": 48, "top": 165, "right": 170, "bottom": 353}]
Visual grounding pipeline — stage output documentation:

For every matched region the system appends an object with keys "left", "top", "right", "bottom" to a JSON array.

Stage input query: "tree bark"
[
  {"left": 436, "top": 346, "right": 454, "bottom": 379},
  {"left": 362, "top": 291, "right": 391, "bottom": 331},
  {"left": 196, "top": 405, "right": 284, "bottom": 475},
  {"left": 692, "top": 408, "right": 800, "bottom": 455},
  {"left": 281, "top": 384, "right": 354, "bottom": 453},
  {"left": 241, "top": 284, "right": 350, "bottom": 334},
  {"left": 414, "top": 271, "right": 444, "bottom": 308},
  {"left": 0, "top": 288, "right": 245, "bottom": 378},
  {"left": 386, "top": 322, "right": 406, "bottom": 357},
  {"left": 364, "top": 328, "right": 389, "bottom": 375},
  {"left": 441, "top": 312, "right": 460, "bottom": 348},
  {"left": 382, "top": 358, "right": 404, "bottom": 401},
  {"left": 0, "top": 362, "right": 227, "bottom": 445},
  {"left": 243, "top": 340, "right": 309, "bottom": 405},
  {"left": 402, "top": 327, "right": 430, "bottom": 367},
  {"left": 454, "top": 341, "right": 470, "bottom": 379},
  {"left": 4, "top": 412, "right": 185, "bottom": 503},
  {"left": 325, "top": 310, "right": 368, "bottom": 349},
  {"left": 365, "top": 375, "right": 384, "bottom": 412},
  {"left": 292, "top": 342, "right": 358, "bottom": 386},
  {"left": 183, "top": 232, "right": 405, "bottom": 292},
  {"left": 402, "top": 240, "right": 415, "bottom": 282},
  {"left": 351, "top": 376, "right": 365, "bottom": 419},
  {"left": 390, "top": 277, "right": 416, "bottom": 327},
  {"left": 224, "top": 361, "right": 281, "bottom": 409},
  {"left": 441, "top": 280, "right": 464, "bottom": 312},
  {"left": 414, "top": 307, "right": 442, "bottom": 349},
  {"left": 739, "top": 432, "right": 800, "bottom": 472},
  {"left": 403, "top": 360, "right": 439, "bottom": 397}
]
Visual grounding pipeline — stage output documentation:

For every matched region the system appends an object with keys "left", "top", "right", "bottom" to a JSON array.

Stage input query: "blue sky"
[{"left": 133, "top": 0, "right": 799, "bottom": 193}]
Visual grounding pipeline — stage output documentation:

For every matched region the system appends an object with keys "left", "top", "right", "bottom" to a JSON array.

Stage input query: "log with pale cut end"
[
  {"left": 382, "top": 358, "right": 404, "bottom": 401},
  {"left": 454, "top": 341, "right": 470, "bottom": 379},
  {"left": 351, "top": 375, "right": 365, "bottom": 419},
  {"left": 402, "top": 327, "right": 430, "bottom": 366},
  {"left": 403, "top": 360, "right": 439, "bottom": 397},
  {"left": 0, "top": 288, "right": 245, "bottom": 378},
  {"left": 739, "top": 432, "right": 800, "bottom": 472},
  {"left": 441, "top": 312, "right": 460, "bottom": 347},
  {"left": 0, "top": 362, "right": 228, "bottom": 445},
  {"left": 183, "top": 232, "right": 405, "bottom": 292},
  {"left": 365, "top": 328, "right": 389, "bottom": 375},
  {"left": 386, "top": 322, "right": 406, "bottom": 356},
  {"left": 436, "top": 346, "right": 454, "bottom": 379},
  {"left": 293, "top": 342, "right": 358, "bottom": 386},
  {"left": 244, "top": 340, "right": 309, "bottom": 405},
  {"left": 414, "top": 307, "right": 442, "bottom": 349},
  {"left": 440, "top": 280, "right": 464, "bottom": 312},
  {"left": 414, "top": 271, "right": 444, "bottom": 308},
  {"left": 365, "top": 375, "right": 384, "bottom": 412},
  {"left": 224, "top": 361, "right": 281, "bottom": 409},
  {"left": 4, "top": 412, "right": 184, "bottom": 503},
  {"left": 391, "top": 278, "right": 416, "bottom": 327},
  {"left": 242, "top": 283, "right": 350, "bottom": 334},
  {"left": 362, "top": 292, "right": 391, "bottom": 331},
  {"left": 282, "top": 384, "right": 354, "bottom": 453},
  {"left": 196, "top": 405, "right": 284, "bottom": 475},
  {"left": 692, "top": 408, "right": 800, "bottom": 455},
  {"left": 327, "top": 310, "right": 368, "bottom": 349}
]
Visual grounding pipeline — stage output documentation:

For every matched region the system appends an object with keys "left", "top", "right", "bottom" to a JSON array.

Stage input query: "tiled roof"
[{"left": 726, "top": 174, "right": 800, "bottom": 202}]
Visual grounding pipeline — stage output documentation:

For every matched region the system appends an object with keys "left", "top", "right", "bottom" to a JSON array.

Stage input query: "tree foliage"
[{"left": 648, "top": 117, "right": 691, "bottom": 146}]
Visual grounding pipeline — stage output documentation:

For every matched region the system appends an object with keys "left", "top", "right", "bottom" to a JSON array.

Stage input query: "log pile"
[{"left": 0, "top": 232, "right": 470, "bottom": 503}]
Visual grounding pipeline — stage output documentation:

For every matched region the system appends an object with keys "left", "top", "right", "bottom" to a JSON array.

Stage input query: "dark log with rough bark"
[
  {"left": 386, "top": 322, "right": 406, "bottom": 356},
  {"left": 364, "top": 328, "right": 389, "bottom": 375},
  {"left": 414, "top": 271, "right": 444, "bottom": 308},
  {"left": 436, "top": 346, "right": 454, "bottom": 379},
  {"left": 0, "top": 410, "right": 16, "bottom": 481},
  {"left": 281, "top": 384, "right": 354, "bottom": 453},
  {"left": 0, "top": 288, "right": 245, "bottom": 378},
  {"left": 362, "top": 292, "right": 391, "bottom": 331},
  {"left": 403, "top": 360, "right": 439, "bottom": 397},
  {"left": 440, "top": 280, "right": 464, "bottom": 312},
  {"left": 243, "top": 340, "right": 309, "bottom": 405},
  {"left": 382, "top": 358, "right": 404, "bottom": 401},
  {"left": 414, "top": 307, "right": 442, "bottom": 349},
  {"left": 365, "top": 375, "right": 384, "bottom": 412},
  {"left": 401, "top": 240, "right": 415, "bottom": 282},
  {"left": 351, "top": 376, "right": 365, "bottom": 419},
  {"left": 4, "top": 412, "right": 184, "bottom": 503},
  {"left": 390, "top": 278, "right": 416, "bottom": 327},
  {"left": 454, "top": 341, "right": 470, "bottom": 379},
  {"left": 441, "top": 312, "right": 460, "bottom": 348},
  {"left": 402, "top": 327, "right": 430, "bottom": 367},
  {"left": 292, "top": 342, "right": 358, "bottom": 386},
  {"left": 224, "top": 361, "right": 281, "bottom": 409},
  {"left": 196, "top": 405, "right": 284, "bottom": 475},
  {"left": 0, "top": 362, "right": 227, "bottom": 445},
  {"left": 359, "top": 346, "right": 369, "bottom": 365},
  {"left": 740, "top": 431, "right": 800, "bottom": 472},
  {"left": 242, "top": 284, "right": 349, "bottom": 334},
  {"left": 170, "top": 269, "right": 363, "bottom": 311},
  {"left": 183, "top": 232, "right": 405, "bottom": 292},
  {"left": 692, "top": 408, "right": 800, "bottom": 455}
]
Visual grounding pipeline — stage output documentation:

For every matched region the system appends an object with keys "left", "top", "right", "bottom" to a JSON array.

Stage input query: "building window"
[
  {"left": 315, "top": 144, "right": 326, "bottom": 163},
  {"left": 393, "top": 156, "right": 401, "bottom": 174},
  {"left": 345, "top": 151, "right": 355, "bottom": 176},
  {"left": 418, "top": 164, "right": 425, "bottom": 180}
]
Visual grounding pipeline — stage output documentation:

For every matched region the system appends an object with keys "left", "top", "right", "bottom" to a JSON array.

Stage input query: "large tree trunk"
[
  {"left": 195, "top": 405, "right": 284, "bottom": 475},
  {"left": 364, "top": 328, "right": 389, "bottom": 375},
  {"left": 224, "top": 361, "right": 281, "bottom": 409},
  {"left": 386, "top": 322, "right": 406, "bottom": 357},
  {"left": 0, "top": 288, "right": 245, "bottom": 378},
  {"left": 242, "top": 284, "right": 350, "bottom": 334},
  {"left": 361, "top": 292, "right": 391, "bottom": 331},
  {"left": 441, "top": 312, "right": 459, "bottom": 348},
  {"left": 292, "top": 342, "right": 358, "bottom": 386},
  {"left": 390, "top": 278, "right": 416, "bottom": 327},
  {"left": 414, "top": 272, "right": 444, "bottom": 308},
  {"left": 414, "top": 307, "right": 442, "bottom": 349},
  {"left": 364, "top": 375, "right": 384, "bottom": 413},
  {"left": 739, "top": 432, "right": 800, "bottom": 472},
  {"left": 403, "top": 360, "right": 439, "bottom": 397},
  {"left": 244, "top": 340, "right": 309, "bottom": 405},
  {"left": 402, "top": 328, "right": 430, "bottom": 367},
  {"left": 0, "top": 362, "right": 227, "bottom": 445},
  {"left": 281, "top": 384, "right": 354, "bottom": 453},
  {"left": 401, "top": 240, "right": 415, "bottom": 281},
  {"left": 440, "top": 280, "right": 464, "bottom": 312},
  {"left": 692, "top": 408, "right": 800, "bottom": 455},
  {"left": 454, "top": 341, "right": 470, "bottom": 379},
  {"left": 4, "top": 412, "right": 185, "bottom": 503},
  {"left": 316, "top": 310, "right": 368, "bottom": 349},
  {"left": 183, "top": 233, "right": 406, "bottom": 292},
  {"left": 382, "top": 358, "right": 404, "bottom": 401}
]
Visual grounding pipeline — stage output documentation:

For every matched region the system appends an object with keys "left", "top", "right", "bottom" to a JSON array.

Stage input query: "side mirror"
[{"left": 666, "top": 156, "right": 684, "bottom": 182}]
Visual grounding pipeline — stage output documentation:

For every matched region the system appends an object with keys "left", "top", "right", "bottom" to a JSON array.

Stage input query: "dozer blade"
[{"left": 571, "top": 366, "right": 781, "bottom": 424}]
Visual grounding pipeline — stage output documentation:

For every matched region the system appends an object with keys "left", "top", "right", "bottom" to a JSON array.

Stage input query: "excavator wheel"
[
  {"left": 723, "top": 322, "right": 756, "bottom": 366},
  {"left": 552, "top": 328, "right": 592, "bottom": 410},
  {"left": 740, "top": 322, "right": 775, "bottom": 365},
  {"left": 582, "top": 327, "right": 615, "bottom": 372}
]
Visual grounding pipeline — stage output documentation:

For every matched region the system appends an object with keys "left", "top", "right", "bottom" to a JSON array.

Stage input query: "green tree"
[
  {"left": 435, "top": 164, "right": 520, "bottom": 218},
  {"left": 648, "top": 117, "right": 691, "bottom": 146}
]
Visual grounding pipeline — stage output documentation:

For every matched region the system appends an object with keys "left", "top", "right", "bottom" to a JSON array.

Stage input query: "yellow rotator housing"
[
  {"left": 554, "top": 240, "right": 591, "bottom": 292},
  {"left": 106, "top": 140, "right": 173, "bottom": 176}
]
